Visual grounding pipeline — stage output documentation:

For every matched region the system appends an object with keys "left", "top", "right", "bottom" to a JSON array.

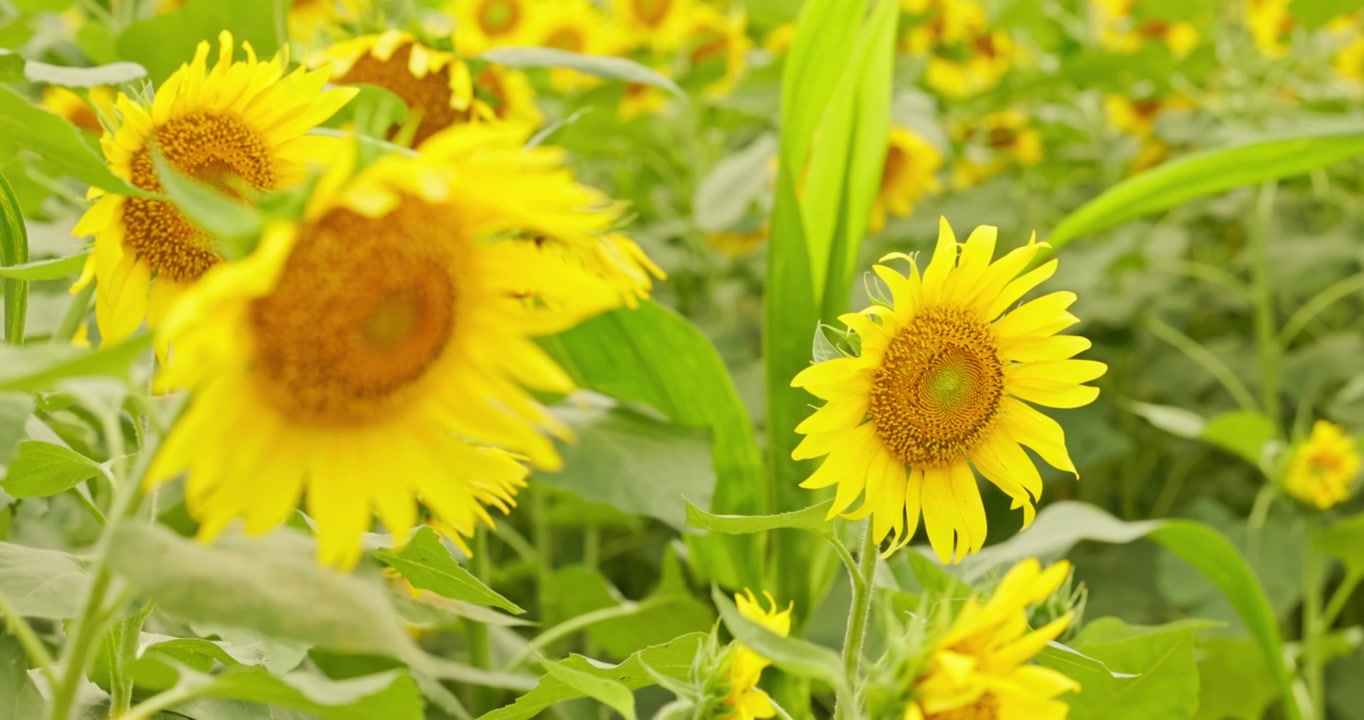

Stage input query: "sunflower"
[
  {"left": 1246, "top": 0, "right": 1293, "bottom": 56},
  {"left": 448, "top": 0, "right": 538, "bottom": 53},
  {"left": 70, "top": 31, "right": 356, "bottom": 344},
  {"left": 611, "top": 0, "right": 693, "bottom": 52},
  {"left": 147, "top": 124, "right": 626, "bottom": 568},
  {"left": 791, "top": 219, "right": 1105, "bottom": 563},
  {"left": 317, "top": 31, "right": 488, "bottom": 147},
  {"left": 902, "top": 0, "right": 1018, "bottom": 97},
  {"left": 1093, "top": 0, "right": 1199, "bottom": 57},
  {"left": 513, "top": 232, "right": 665, "bottom": 307},
  {"left": 763, "top": 22, "right": 797, "bottom": 57},
  {"left": 526, "top": 0, "right": 619, "bottom": 92},
  {"left": 683, "top": 4, "right": 752, "bottom": 98},
  {"left": 618, "top": 75, "right": 672, "bottom": 120},
  {"left": 41, "top": 85, "right": 115, "bottom": 134},
  {"left": 473, "top": 63, "right": 543, "bottom": 126},
  {"left": 1332, "top": 30, "right": 1364, "bottom": 82},
  {"left": 950, "top": 110, "right": 1041, "bottom": 190},
  {"left": 905, "top": 559, "right": 1078, "bottom": 720},
  {"left": 1283, "top": 421, "right": 1360, "bottom": 510},
  {"left": 287, "top": 0, "right": 365, "bottom": 43},
  {"left": 719, "top": 591, "right": 793, "bottom": 720},
  {"left": 871, "top": 127, "right": 943, "bottom": 234},
  {"left": 1103, "top": 93, "right": 1192, "bottom": 172}
]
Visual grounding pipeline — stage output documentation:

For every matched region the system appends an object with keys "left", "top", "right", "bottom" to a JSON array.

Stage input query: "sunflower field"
[{"left": 2, "top": 0, "right": 1364, "bottom": 718}]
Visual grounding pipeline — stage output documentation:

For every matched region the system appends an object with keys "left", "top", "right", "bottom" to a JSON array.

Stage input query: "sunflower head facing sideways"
[
  {"left": 871, "top": 127, "right": 944, "bottom": 233},
  {"left": 147, "top": 123, "right": 629, "bottom": 568},
  {"left": 71, "top": 31, "right": 356, "bottom": 344},
  {"left": 791, "top": 219, "right": 1105, "bottom": 563}
]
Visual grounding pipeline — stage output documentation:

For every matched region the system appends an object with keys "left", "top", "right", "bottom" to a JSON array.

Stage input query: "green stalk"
[
  {"left": 466, "top": 528, "right": 495, "bottom": 714},
  {"left": 529, "top": 488, "right": 552, "bottom": 619},
  {"left": 1303, "top": 519, "right": 1325, "bottom": 720},
  {"left": 50, "top": 282, "right": 95, "bottom": 345},
  {"left": 1322, "top": 571, "right": 1361, "bottom": 630},
  {"left": 836, "top": 522, "right": 877, "bottom": 719},
  {"left": 1250, "top": 182, "right": 1281, "bottom": 430},
  {"left": 0, "top": 592, "right": 57, "bottom": 688}
]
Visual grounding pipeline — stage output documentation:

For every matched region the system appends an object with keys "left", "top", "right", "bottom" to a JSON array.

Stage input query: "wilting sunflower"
[
  {"left": 317, "top": 31, "right": 487, "bottom": 147},
  {"left": 611, "top": 0, "right": 692, "bottom": 52},
  {"left": 719, "top": 591, "right": 793, "bottom": 720},
  {"left": 448, "top": 0, "right": 537, "bottom": 53},
  {"left": 148, "top": 124, "right": 626, "bottom": 568},
  {"left": 1283, "top": 421, "right": 1360, "bottom": 510},
  {"left": 683, "top": 5, "right": 751, "bottom": 98},
  {"left": 41, "top": 85, "right": 115, "bottom": 134},
  {"left": 906, "top": 559, "right": 1078, "bottom": 720},
  {"left": 71, "top": 31, "right": 355, "bottom": 343},
  {"left": 871, "top": 127, "right": 943, "bottom": 234},
  {"left": 792, "top": 219, "right": 1105, "bottom": 563}
]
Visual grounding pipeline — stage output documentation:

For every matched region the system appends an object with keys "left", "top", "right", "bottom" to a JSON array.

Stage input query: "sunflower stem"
[
  {"left": 836, "top": 521, "right": 878, "bottom": 719},
  {"left": 467, "top": 527, "right": 495, "bottom": 714},
  {"left": 50, "top": 281, "right": 94, "bottom": 345},
  {"left": 1250, "top": 182, "right": 1281, "bottom": 431},
  {"left": 0, "top": 592, "right": 57, "bottom": 688},
  {"left": 1322, "top": 570, "right": 1361, "bottom": 630},
  {"left": 1303, "top": 518, "right": 1326, "bottom": 720}
]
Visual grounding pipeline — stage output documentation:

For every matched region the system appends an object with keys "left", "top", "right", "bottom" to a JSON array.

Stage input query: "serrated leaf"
[
  {"left": 23, "top": 60, "right": 146, "bottom": 86},
  {"left": 0, "top": 335, "right": 151, "bottom": 392},
  {"left": 481, "top": 47, "right": 683, "bottom": 97},
  {"left": 1, "top": 440, "right": 104, "bottom": 498},
  {"left": 0, "top": 86, "right": 146, "bottom": 196},
  {"left": 0, "top": 541, "right": 90, "bottom": 618},
  {"left": 0, "top": 251, "right": 91, "bottom": 280},
  {"left": 686, "top": 499, "right": 834, "bottom": 537},
  {"left": 375, "top": 526, "right": 524, "bottom": 614},
  {"left": 711, "top": 587, "right": 845, "bottom": 693},
  {"left": 539, "top": 660, "right": 637, "bottom": 720}
]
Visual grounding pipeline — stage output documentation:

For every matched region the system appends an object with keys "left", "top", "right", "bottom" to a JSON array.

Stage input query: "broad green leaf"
[
  {"left": 693, "top": 133, "right": 777, "bottom": 232},
  {"left": 547, "top": 402, "right": 715, "bottom": 533},
  {"left": 1044, "top": 128, "right": 1364, "bottom": 255},
  {"left": 540, "top": 300, "right": 765, "bottom": 589},
  {"left": 0, "top": 393, "right": 34, "bottom": 467},
  {"left": 1195, "top": 635, "right": 1278, "bottom": 720},
  {"left": 686, "top": 500, "right": 834, "bottom": 537},
  {"left": 1037, "top": 618, "right": 1204, "bottom": 720},
  {"left": 0, "top": 335, "right": 151, "bottom": 391},
  {"left": 0, "top": 87, "right": 145, "bottom": 196},
  {"left": 0, "top": 633, "right": 43, "bottom": 719},
  {"left": 0, "top": 53, "right": 23, "bottom": 83},
  {"left": 543, "top": 564, "right": 712, "bottom": 659},
  {"left": 0, "top": 541, "right": 89, "bottom": 618},
  {"left": 12, "top": 0, "right": 76, "bottom": 10},
  {"left": 375, "top": 526, "right": 525, "bottom": 614},
  {"left": 151, "top": 151, "right": 263, "bottom": 258},
  {"left": 479, "top": 633, "right": 706, "bottom": 720},
  {"left": 711, "top": 587, "right": 845, "bottom": 693},
  {"left": 1, "top": 440, "right": 104, "bottom": 498},
  {"left": 1201, "top": 411, "right": 1277, "bottom": 467},
  {"left": 480, "top": 47, "right": 683, "bottom": 97},
  {"left": 0, "top": 251, "right": 90, "bottom": 281},
  {"left": 539, "top": 661, "right": 637, "bottom": 720},
  {"left": 162, "top": 666, "right": 424, "bottom": 720},
  {"left": 115, "top": 0, "right": 283, "bottom": 84},
  {"left": 1, "top": 173, "right": 28, "bottom": 344},
  {"left": 1289, "top": 0, "right": 1364, "bottom": 27},
  {"left": 23, "top": 59, "right": 146, "bottom": 86},
  {"left": 1316, "top": 512, "right": 1364, "bottom": 576},
  {"left": 954, "top": 501, "right": 1299, "bottom": 720}
]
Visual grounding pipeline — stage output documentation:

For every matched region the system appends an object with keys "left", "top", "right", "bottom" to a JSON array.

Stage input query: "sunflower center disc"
[
  {"left": 632, "top": 0, "right": 671, "bottom": 25},
  {"left": 926, "top": 694, "right": 999, "bottom": 720},
  {"left": 335, "top": 43, "right": 472, "bottom": 146},
  {"left": 248, "top": 201, "right": 460, "bottom": 425},
  {"left": 123, "top": 111, "right": 276, "bottom": 283},
  {"left": 868, "top": 305, "right": 1004, "bottom": 468},
  {"left": 478, "top": 0, "right": 519, "bottom": 33}
]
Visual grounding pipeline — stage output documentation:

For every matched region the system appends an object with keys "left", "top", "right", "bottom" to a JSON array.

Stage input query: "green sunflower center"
[
  {"left": 248, "top": 200, "right": 461, "bottom": 426},
  {"left": 868, "top": 305, "right": 1004, "bottom": 468}
]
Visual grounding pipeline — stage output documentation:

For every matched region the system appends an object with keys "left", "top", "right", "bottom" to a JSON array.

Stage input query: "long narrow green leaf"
[
  {"left": 0, "top": 251, "right": 90, "bottom": 281},
  {"left": 1044, "top": 128, "right": 1364, "bottom": 255},
  {"left": 0, "top": 86, "right": 146, "bottom": 197},
  {"left": 0, "top": 174, "right": 28, "bottom": 344}
]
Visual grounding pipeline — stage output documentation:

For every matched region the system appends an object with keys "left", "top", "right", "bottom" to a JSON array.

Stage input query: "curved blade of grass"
[
  {"left": 0, "top": 252, "right": 90, "bottom": 281},
  {"left": 0, "top": 174, "right": 29, "bottom": 344},
  {"left": 1043, "top": 128, "right": 1364, "bottom": 256}
]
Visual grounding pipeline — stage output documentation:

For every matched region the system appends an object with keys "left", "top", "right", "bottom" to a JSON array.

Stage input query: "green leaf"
[
  {"left": 23, "top": 59, "right": 146, "bottom": 86},
  {"left": 115, "top": 0, "right": 283, "bottom": 84},
  {"left": 955, "top": 502, "right": 1299, "bottom": 720},
  {"left": 151, "top": 150, "right": 262, "bottom": 258},
  {"left": 1195, "top": 635, "right": 1278, "bottom": 720},
  {"left": 543, "top": 564, "right": 712, "bottom": 659},
  {"left": 1289, "top": 0, "right": 1364, "bottom": 28},
  {"left": 1, "top": 173, "right": 29, "bottom": 344},
  {"left": 1200, "top": 411, "right": 1276, "bottom": 467},
  {"left": 0, "top": 335, "right": 151, "bottom": 392},
  {"left": 479, "top": 633, "right": 706, "bottom": 720},
  {"left": 0, "top": 86, "right": 146, "bottom": 196},
  {"left": 540, "top": 300, "right": 765, "bottom": 589},
  {"left": 480, "top": 47, "right": 683, "bottom": 97},
  {"left": 1038, "top": 619, "right": 1205, "bottom": 720},
  {"left": 1316, "top": 512, "right": 1364, "bottom": 576},
  {"left": 0, "top": 633, "right": 43, "bottom": 719},
  {"left": 1128, "top": 401, "right": 1206, "bottom": 438},
  {"left": 686, "top": 500, "right": 834, "bottom": 537},
  {"left": 0, "top": 52, "right": 24, "bottom": 83},
  {"left": 711, "top": 587, "right": 845, "bottom": 693},
  {"left": 1, "top": 440, "right": 104, "bottom": 498},
  {"left": 538, "top": 660, "right": 637, "bottom": 720},
  {"left": 545, "top": 402, "right": 715, "bottom": 533},
  {"left": 168, "top": 666, "right": 424, "bottom": 720},
  {"left": 1044, "top": 128, "right": 1364, "bottom": 255},
  {"left": 693, "top": 133, "right": 777, "bottom": 232},
  {"left": 375, "top": 526, "right": 524, "bottom": 614},
  {"left": 0, "top": 393, "right": 34, "bottom": 467},
  {"left": 0, "top": 251, "right": 91, "bottom": 281},
  {"left": 0, "top": 541, "right": 89, "bottom": 618}
]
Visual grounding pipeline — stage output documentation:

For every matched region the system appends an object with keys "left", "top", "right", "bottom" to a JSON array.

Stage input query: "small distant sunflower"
[
  {"left": 71, "top": 31, "right": 356, "bottom": 343},
  {"left": 611, "top": 0, "right": 692, "bottom": 52},
  {"left": 148, "top": 124, "right": 626, "bottom": 568},
  {"left": 1246, "top": 0, "right": 1293, "bottom": 56},
  {"left": 1104, "top": 93, "right": 1192, "bottom": 172},
  {"left": 527, "top": 0, "right": 619, "bottom": 92},
  {"left": 41, "top": 85, "right": 115, "bottom": 134},
  {"left": 762, "top": 22, "right": 797, "bottom": 57},
  {"left": 903, "top": 0, "right": 1018, "bottom": 97},
  {"left": 473, "top": 63, "right": 543, "bottom": 126},
  {"left": 792, "top": 219, "right": 1105, "bottom": 562},
  {"left": 449, "top": 0, "right": 538, "bottom": 53},
  {"left": 288, "top": 0, "right": 365, "bottom": 43},
  {"left": 905, "top": 559, "right": 1078, "bottom": 720},
  {"left": 1283, "top": 420, "right": 1360, "bottom": 510},
  {"left": 1332, "top": 31, "right": 1364, "bottom": 82},
  {"left": 871, "top": 127, "right": 943, "bottom": 234},
  {"left": 618, "top": 76, "right": 672, "bottom": 119},
  {"left": 317, "top": 31, "right": 486, "bottom": 147},
  {"left": 683, "top": 5, "right": 752, "bottom": 98},
  {"left": 1094, "top": 0, "right": 1199, "bottom": 57},
  {"left": 720, "top": 591, "right": 793, "bottom": 720},
  {"left": 950, "top": 110, "right": 1041, "bottom": 190}
]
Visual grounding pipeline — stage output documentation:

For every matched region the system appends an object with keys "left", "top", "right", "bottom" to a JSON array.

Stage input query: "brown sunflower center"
[
  {"left": 927, "top": 694, "right": 999, "bottom": 720},
  {"left": 690, "top": 30, "right": 729, "bottom": 66},
  {"left": 868, "top": 305, "right": 1004, "bottom": 467},
  {"left": 545, "top": 28, "right": 585, "bottom": 52},
  {"left": 881, "top": 143, "right": 909, "bottom": 187},
  {"left": 247, "top": 200, "right": 461, "bottom": 426},
  {"left": 632, "top": 0, "right": 671, "bottom": 25},
  {"left": 334, "top": 43, "right": 473, "bottom": 146},
  {"left": 478, "top": 0, "right": 520, "bottom": 33},
  {"left": 123, "top": 111, "right": 276, "bottom": 283}
]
